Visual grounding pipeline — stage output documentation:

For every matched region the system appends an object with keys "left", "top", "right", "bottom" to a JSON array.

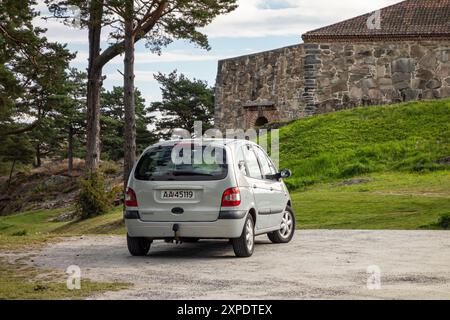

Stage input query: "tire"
[
  {"left": 267, "top": 206, "right": 295, "bottom": 244},
  {"left": 127, "top": 233, "right": 152, "bottom": 256},
  {"left": 232, "top": 214, "right": 255, "bottom": 257}
]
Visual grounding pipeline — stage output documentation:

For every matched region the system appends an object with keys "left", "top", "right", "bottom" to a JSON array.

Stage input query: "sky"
[{"left": 34, "top": 0, "right": 402, "bottom": 104}]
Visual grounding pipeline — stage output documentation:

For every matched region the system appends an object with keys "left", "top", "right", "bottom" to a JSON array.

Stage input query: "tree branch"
[
  {"left": 1, "top": 119, "right": 41, "bottom": 136},
  {"left": 92, "top": 0, "right": 168, "bottom": 71},
  {"left": 0, "top": 25, "right": 39, "bottom": 67}
]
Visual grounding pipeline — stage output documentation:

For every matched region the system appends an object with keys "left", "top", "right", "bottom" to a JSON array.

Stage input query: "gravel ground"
[{"left": 29, "top": 230, "right": 450, "bottom": 299}]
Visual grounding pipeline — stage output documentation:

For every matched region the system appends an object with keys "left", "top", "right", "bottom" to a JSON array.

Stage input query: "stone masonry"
[
  {"left": 214, "top": 0, "right": 450, "bottom": 130},
  {"left": 214, "top": 44, "right": 304, "bottom": 130},
  {"left": 307, "top": 41, "right": 450, "bottom": 114}
]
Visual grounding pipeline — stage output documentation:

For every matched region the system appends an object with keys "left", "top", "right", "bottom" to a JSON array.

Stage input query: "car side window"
[
  {"left": 268, "top": 160, "right": 278, "bottom": 175},
  {"left": 235, "top": 146, "right": 248, "bottom": 176},
  {"left": 242, "top": 145, "right": 262, "bottom": 179},
  {"left": 266, "top": 154, "right": 278, "bottom": 175},
  {"left": 254, "top": 147, "right": 274, "bottom": 178}
]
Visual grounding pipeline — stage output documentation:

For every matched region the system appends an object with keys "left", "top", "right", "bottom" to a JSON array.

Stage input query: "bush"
[
  {"left": 77, "top": 171, "right": 112, "bottom": 219},
  {"left": 397, "top": 155, "right": 442, "bottom": 173},
  {"left": 284, "top": 177, "right": 316, "bottom": 191},
  {"left": 109, "top": 182, "right": 124, "bottom": 206},
  {"left": 100, "top": 161, "right": 120, "bottom": 175},
  {"left": 438, "top": 214, "right": 450, "bottom": 229},
  {"left": 339, "top": 162, "right": 371, "bottom": 178},
  {"left": 12, "top": 229, "right": 27, "bottom": 236}
]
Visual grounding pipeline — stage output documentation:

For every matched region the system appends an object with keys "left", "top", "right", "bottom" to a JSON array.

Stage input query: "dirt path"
[{"left": 30, "top": 230, "right": 450, "bottom": 299}]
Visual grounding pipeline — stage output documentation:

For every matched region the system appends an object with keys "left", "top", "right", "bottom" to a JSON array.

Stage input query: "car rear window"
[{"left": 134, "top": 144, "right": 228, "bottom": 181}]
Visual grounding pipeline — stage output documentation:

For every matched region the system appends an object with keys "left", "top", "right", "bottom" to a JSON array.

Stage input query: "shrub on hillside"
[
  {"left": 100, "top": 161, "right": 121, "bottom": 175},
  {"left": 284, "top": 177, "right": 316, "bottom": 191},
  {"left": 11, "top": 229, "right": 27, "bottom": 236},
  {"left": 339, "top": 162, "right": 372, "bottom": 178},
  {"left": 110, "top": 182, "right": 124, "bottom": 206},
  {"left": 438, "top": 214, "right": 450, "bottom": 229},
  {"left": 77, "top": 172, "right": 112, "bottom": 219},
  {"left": 396, "top": 155, "right": 442, "bottom": 173}
]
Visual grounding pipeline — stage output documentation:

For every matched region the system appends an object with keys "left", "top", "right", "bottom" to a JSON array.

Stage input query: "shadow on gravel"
[{"left": 142, "top": 238, "right": 274, "bottom": 259}]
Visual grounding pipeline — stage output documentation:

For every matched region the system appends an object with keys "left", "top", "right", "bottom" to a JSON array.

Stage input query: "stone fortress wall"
[
  {"left": 214, "top": 40, "right": 450, "bottom": 130},
  {"left": 214, "top": 44, "right": 305, "bottom": 130},
  {"left": 306, "top": 40, "right": 450, "bottom": 114}
]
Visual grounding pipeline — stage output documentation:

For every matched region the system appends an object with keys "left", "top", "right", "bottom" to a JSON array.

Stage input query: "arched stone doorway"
[
  {"left": 243, "top": 100, "right": 280, "bottom": 128},
  {"left": 255, "top": 116, "right": 269, "bottom": 127}
]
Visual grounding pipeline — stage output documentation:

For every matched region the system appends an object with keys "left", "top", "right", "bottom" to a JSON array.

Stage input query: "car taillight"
[
  {"left": 221, "top": 187, "right": 241, "bottom": 207},
  {"left": 125, "top": 187, "right": 138, "bottom": 207}
]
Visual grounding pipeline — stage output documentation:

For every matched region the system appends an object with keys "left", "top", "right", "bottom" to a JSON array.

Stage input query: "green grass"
[
  {"left": 278, "top": 100, "right": 450, "bottom": 189},
  {"left": 0, "top": 206, "right": 127, "bottom": 299},
  {"left": 0, "top": 258, "right": 129, "bottom": 300},
  {"left": 0, "top": 206, "right": 124, "bottom": 250},
  {"left": 278, "top": 100, "right": 450, "bottom": 229},
  {"left": 291, "top": 171, "right": 450, "bottom": 229}
]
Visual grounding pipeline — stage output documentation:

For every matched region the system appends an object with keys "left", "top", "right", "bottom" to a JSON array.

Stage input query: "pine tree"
[
  {"left": 1, "top": 0, "right": 75, "bottom": 169},
  {"left": 46, "top": 0, "right": 238, "bottom": 185},
  {"left": 101, "top": 86, "right": 155, "bottom": 161},
  {"left": 150, "top": 71, "right": 215, "bottom": 139}
]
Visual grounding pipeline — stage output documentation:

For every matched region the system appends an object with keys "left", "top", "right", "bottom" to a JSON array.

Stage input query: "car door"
[
  {"left": 253, "top": 146, "right": 286, "bottom": 228},
  {"left": 241, "top": 144, "right": 272, "bottom": 230}
]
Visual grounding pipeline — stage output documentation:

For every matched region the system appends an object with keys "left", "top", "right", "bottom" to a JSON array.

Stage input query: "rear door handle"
[
  {"left": 253, "top": 184, "right": 257, "bottom": 189},
  {"left": 270, "top": 187, "right": 273, "bottom": 191}
]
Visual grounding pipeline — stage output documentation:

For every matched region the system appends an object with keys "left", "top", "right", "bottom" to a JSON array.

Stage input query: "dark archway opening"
[{"left": 255, "top": 116, "right": 268, "bottom": 127}]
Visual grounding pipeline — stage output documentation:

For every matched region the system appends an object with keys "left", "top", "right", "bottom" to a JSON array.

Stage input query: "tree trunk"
[
  {"left": 68, "top": 126, "right": 74, "bottom": 176},
  {"left": 7, "top": 159, "right": 16, "bottom": 190},
  {"left": 123, "top": 0, "right": 136, "bottom": 190},
  {"left": 85, "top": 0, "right": 104, "bottom": 171},
  {"left": 35, "top": 144, "right": 41, "bottom": 167}
]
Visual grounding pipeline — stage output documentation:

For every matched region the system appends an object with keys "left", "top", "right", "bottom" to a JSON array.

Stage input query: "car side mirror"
[{"left": 278, "top": 169, "right": 292, "bottom": 179}]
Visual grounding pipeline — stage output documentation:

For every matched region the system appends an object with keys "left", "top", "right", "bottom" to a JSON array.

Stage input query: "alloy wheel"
[
  {"left": 280, "top": 210, "right": 293, "bottom": 238},
  {"left": 245, "top": 218, "right": 254, "bottom": 251}
]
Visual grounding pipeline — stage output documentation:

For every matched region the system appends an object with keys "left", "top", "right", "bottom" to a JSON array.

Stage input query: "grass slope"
[
  {"left": 279, "top": 100, "right": 450, "bottom": 189},
  {"left": 292, "top": 171, "right": 450, "bottom": 229},
  {"left": 277, "top": 99, "right": 450, "bottom": 229}
]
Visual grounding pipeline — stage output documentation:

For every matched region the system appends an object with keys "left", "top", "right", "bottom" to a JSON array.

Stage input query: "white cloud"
[
  {"left": 202, "top": 0, "right": 402, "bottom": 38},
  {"left": 104, "top": 70, "right": 157, "bottom": 82},
  {"left": 37, "top": 19, "right": 90, "bottom": 44},
  {"left": 35, "top": 0, "right": 403, "bottom": 46},
  {"left": 134, "top": 51, "right": 223, "bottom": 64},
  {"left": 73, "top": 50, "right": 224, "bottom": 65},
  {"left": 257, "top": 0, "right": 298, "bottom": 10},
  {"left": 71, "top": 51, "right": 88, "bottom": 64},
  {"left": 33, "top": 0, "right": 51, "bottom": 15}
]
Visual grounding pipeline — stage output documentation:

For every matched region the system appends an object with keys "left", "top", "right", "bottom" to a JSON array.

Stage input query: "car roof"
[
  {"left": 140, "top": 138, "right": 259, "bottom": 155},
  {"left": 152, "top": 138, "right": 257, "bottom": 148}
]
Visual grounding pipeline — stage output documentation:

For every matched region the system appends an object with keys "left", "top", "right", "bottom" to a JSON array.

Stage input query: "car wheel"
[
  {"left": 232, "top": 214, "right": 255, "bottom": 257},
  {"left": 127, "top": 233, "right": 152, "bottom": 256},
  {"left": 268, "top": 206, "right": 295, "bottom": 243}
]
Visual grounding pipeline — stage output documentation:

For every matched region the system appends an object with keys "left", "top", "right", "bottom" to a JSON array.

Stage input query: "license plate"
[{"left": 161, "top": 190, "right": 194, "bottom": 200}]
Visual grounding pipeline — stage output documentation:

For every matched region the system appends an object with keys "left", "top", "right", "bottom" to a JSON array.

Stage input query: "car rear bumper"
[{"left": 125, "top": 214, "right": 247, "bottom": 238}]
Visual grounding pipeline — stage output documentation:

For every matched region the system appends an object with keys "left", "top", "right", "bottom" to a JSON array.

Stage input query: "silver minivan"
[{"left": 124, "top": 139, "right": 295, "bottom": 257}]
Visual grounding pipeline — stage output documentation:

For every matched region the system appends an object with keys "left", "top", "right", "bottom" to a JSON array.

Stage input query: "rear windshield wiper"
[{"left": 172, "top": 171, "right": 214, "bottom": 176}]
